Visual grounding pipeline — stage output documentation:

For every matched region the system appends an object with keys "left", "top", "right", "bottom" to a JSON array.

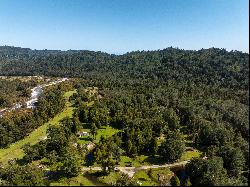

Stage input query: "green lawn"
[
  {"left": 94, "top": 125, "right": 120, "bottom": 143},
  {"left": 0, "top": 90, "right": 76, "bottom": 165},
  {"left": 50, "top": 174, "right": 101, "bottom": 186},
  {"left": 119, "top": 149, "right": 202, "bottom": 167},
  {"left": 180, "top": 150, "right": 202, "bottom": 161},
  {"left": 119, "top": 155, "right": 149, "bottom": 167},
  {"left": 96, "top": 171, "right": 121, "bottom": 186},
  {"left": 78, "top": 125, "right": 120, "bottom": 146},
  {"left": 133, "top": 168, "right": 174, "bottom": 186},
  {"left": 134, "top": 170, "right": 151, "bottom": 183},
  {"left": 133, "top": 170, "right": 158, "bottom": 186}
]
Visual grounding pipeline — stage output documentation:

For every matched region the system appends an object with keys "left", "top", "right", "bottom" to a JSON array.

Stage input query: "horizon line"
[{"left": 0, "top": 44, "right": 249, "bottom": 55}]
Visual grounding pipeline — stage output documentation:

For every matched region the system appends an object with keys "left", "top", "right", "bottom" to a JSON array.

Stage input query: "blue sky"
[{"left": 0, "top": 0, "right": 249, "bottom": 54}]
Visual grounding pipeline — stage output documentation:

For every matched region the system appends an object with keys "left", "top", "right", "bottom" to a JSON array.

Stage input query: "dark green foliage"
[
  {"left": 23, "top": 141, "right": 47, "bottom": 162},
  {"left": 182, "top": 177, "right": 191, "bottom": 186},
  {"left": 0, "top": 47, "right": 248, "bottom": 91},
  {"left": 186, "top": 157, "right": 230, "bottom": 186},
  {"left": 159, "top": 131, "right": 185, "bottom": 162},
  {"left": 0, "top": 163, "right": 48, "bottom": 186},
  {"left": 34, "top": 87, "right": 66, "bottom": 120},
  {"left": 170, "top": 175, "right": 181, "bottom": 186},
  {"left": 195, "top": 121, "right": 236, "bottom": 147},
  {"left": 207, "top": 144, "right": 245, "bottom": 178},
  {"left": 115, "top": 173, "right": 138, "bottom": 186},
  {"left": 46, "top": 125, "right": 69, "bottom": 154},
  {"left": 93, "top": 136, "right": 122, "bottom": 173},
  {"left": 58, "top": 147, "right": 81, "bottom": 177},
  {"left": 90, "top": 123, "right": 98, "bottom": 139},
  {"left": 150, "top": 137, "right": 158, "bottom": 156}
]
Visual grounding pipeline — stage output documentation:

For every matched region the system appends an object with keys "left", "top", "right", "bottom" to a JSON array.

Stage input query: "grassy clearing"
[
  {"left": 180, "top": 150, "right": 202, "bottom": 161},
  {"left": 50, "top": 174, "right": 99, "bottom": 186},
  {"left": 78, "top": 125, "right": 120, "bottom": 146},
  {"left": 0, "top": 90, "right": 76, "bottom": 165},
  {"left": 89, "top": 168, "right": 174, "bottom": 186},
  {"left": 96, "top": 171, "right": 121, "bottom": 185},
  {"left": 148, "top": 168, "right": 174, "bottom": 183},
  {"left": 0, "top": 123, "right": 48, "bottom": 164},
  {"left": 133, "top": 170, "right": 158, "bottom": 186},
  {"left": 133, "top": 168, "right": 174, "bottom": 186},
  {"left": 119, "top": 155, "right": 149, "bottom": 167},
  {"left": 94, "top": 125, "right": 120, "bottom": 143},
  {"left": 119, "top": 154, "right": 169, "bottom": 167},
  {"left": 119, "top": 149, "right": 201, "bottom": 167}
]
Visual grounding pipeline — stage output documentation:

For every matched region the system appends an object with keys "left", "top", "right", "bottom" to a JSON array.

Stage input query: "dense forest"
[{"left": 0, "top": 46, "right": 249, "bottom": 186}]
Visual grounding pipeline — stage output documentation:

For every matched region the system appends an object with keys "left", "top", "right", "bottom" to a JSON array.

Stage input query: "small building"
[{"left": 77, "top": 131, "right": 89, "bottom": 137}]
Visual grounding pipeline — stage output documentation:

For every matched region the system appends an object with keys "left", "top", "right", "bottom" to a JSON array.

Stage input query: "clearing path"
[
  {"left": 82, "top": 160, "right": 189, "bottom": 178},
  {"left": 0, "top": 89, "right": 76, "bottom": 165}
]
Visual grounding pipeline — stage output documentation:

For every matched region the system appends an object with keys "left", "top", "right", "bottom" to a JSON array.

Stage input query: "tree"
[
  {"left": 218, "top": 145, "right": 245, "bottom": 177},
  {"left": 45, "top": 150, "right": 59, "bottom": 171},
  {"left": 0, "top": 163, "right": 48, "bottom": 186},
  {"left": 186, "top": 157, "right": 229, "bottom": 186},
  {"left": 150, "top": 137, "right": 158, "bottom": 156},
  {"left": 93, "top": 136, "right": 120, "bottom": 174},
  {"left": 163, "top": 108, "right": 181, "bottom": 130},
  {"left": 170, "top": 175, "right": 180, "bottom": 186},
  {"left": 59, "top": 147, "right": 81, "bottom": 177},
  {"left": 23, "top": 141, "right": 46, "bottom": 163},
  {"left": 60, "top": 117, "right": 77, "bottom": 136},
  {"left": 90, "top": 123, "right": 98, "bottom": 139},
  {"left": 182, "top": 177, "right": 191, "bottom": 186},
  {"left": 158, "top": 131, "right": 185, "bottom": 162},
  {"left": 47, "top": 125, "right": 69, "bottom": 154},
  {"left": 115, "top": 173, "right": 138, "bottom": 186}
]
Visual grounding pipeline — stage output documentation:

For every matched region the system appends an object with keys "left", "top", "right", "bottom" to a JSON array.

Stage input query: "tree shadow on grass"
[
  {"left": 143, "top": 156, "right": 167, "bottom": 165},
  {"left": 16, "top": 158, "right": 28, "bottom": 166},
  {"left": 138, "top": 178, "right": 147, "bottom": 181},
  {"left": 79, "top": 136, "right": 92, "bottom": 142},
  {"left": 46, "top": 170, "right": 65, "bottom": 181},
  {"left": 83, "top": 171, "right": 107, "bottom": 186}
]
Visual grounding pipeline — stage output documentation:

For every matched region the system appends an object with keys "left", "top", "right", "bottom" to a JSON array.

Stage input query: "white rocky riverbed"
[
  {"left": 26, "top": 78, "right": 68, "bottom": 109},
  {"left": 0, "top": 78, "right": 69, "bottom": 116}
]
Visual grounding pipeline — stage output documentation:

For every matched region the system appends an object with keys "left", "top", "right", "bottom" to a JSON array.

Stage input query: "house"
[{"left": 77, "top": 131, "right": 89, "bottom": 137}]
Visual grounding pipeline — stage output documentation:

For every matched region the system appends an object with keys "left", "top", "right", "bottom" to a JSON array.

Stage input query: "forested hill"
[
  {"left": 0, "top": 46, "right": 249, "bottom": 185},
  {"left": 0, "top": 46, "right": 248, "bottom": 90}
]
